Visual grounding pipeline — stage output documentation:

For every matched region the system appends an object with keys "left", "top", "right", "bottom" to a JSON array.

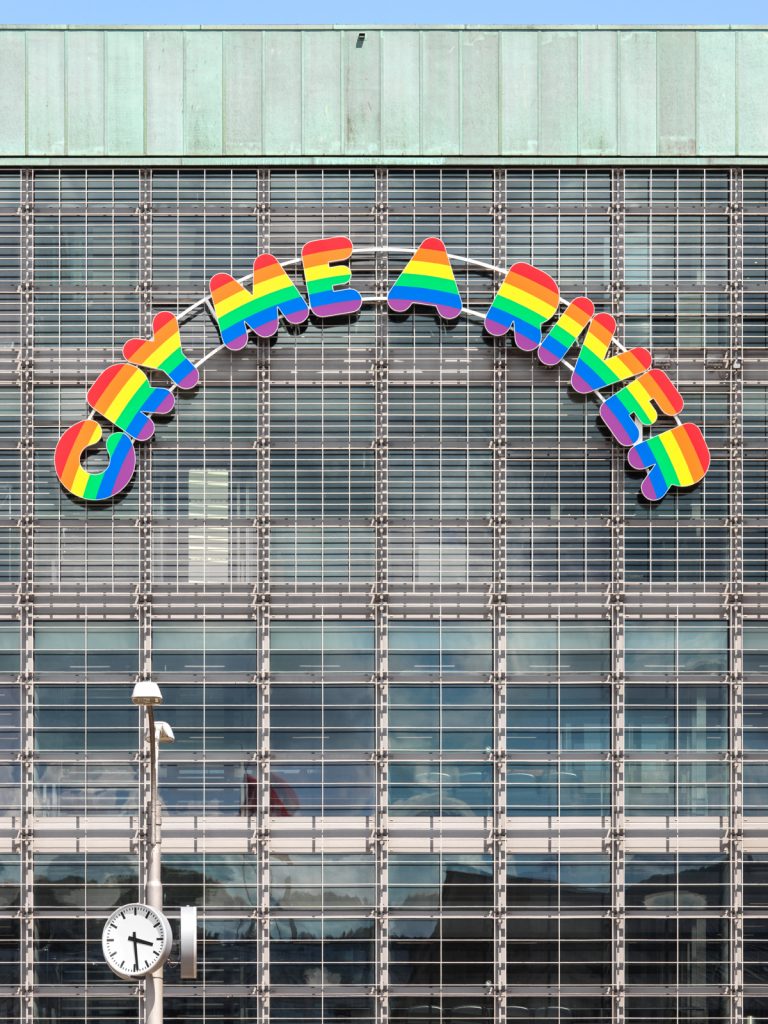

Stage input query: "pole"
[{"left": 146, "top": 705, "right": 163, "bottom": 1024}]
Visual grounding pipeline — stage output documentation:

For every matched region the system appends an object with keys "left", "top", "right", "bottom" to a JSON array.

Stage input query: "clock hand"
[
  {"left": 133, "top": 935, "right": 154, "bottom": 947},
  {"left": 129, "top": 932, "right": 140, "bottom": 971}
]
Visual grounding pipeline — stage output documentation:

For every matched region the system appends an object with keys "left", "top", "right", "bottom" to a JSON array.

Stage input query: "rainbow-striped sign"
[
  {"left": 211, "top": 254, "right": 309, "bottom": 348},
  {"left": 123, "top": 311, "right": 199, "bottom": 391},
  {"left": 387, "top": 237, "right": 463, "bottom": 319},
  {"left": 54, "top": 235, "right": 711, "bottom": 504},
  {"left": 302, "top": 236, "right": 362, "bottom": 318}
]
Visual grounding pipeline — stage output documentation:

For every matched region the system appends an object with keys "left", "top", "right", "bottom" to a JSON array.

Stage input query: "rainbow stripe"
[
  {"left": 123, "top": 311, "right": 199, "bottom": 390},
  {"left": 387, "top": 237, "right": 462, "bottom": 320},
  {"left": 54, "top": 420, "right": 137, "bottom": 501},
  {"left": 570, "top": 314, "right": 652, "bottom": 394},
  {"left": 599, "top": 370, "right": 685, "bottom": 447},
  {"left": 537, "top": 297, "right": 595, "bottom": 366},
  {"left": 484, "top": 262, "right": 560, "bottom": 350},
  {"left": 210, "top": 256, "right": 309, "bottom": 348},
  {"left": 302, "top": 236, "right": 362, "bottom": 318},
  {"left": 87, "top": 364, "right": 175, "bottom": 442},
  {"left": 627, "top": 423, "right": 712, "bottom": 502}
]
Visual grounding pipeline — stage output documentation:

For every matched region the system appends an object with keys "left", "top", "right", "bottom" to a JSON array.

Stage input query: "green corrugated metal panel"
[{"left": 1, "top": 26, "right": 767, "bottom": 164}]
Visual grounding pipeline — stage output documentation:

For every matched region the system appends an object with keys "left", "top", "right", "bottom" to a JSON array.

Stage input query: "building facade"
[{"left": 0, "top": 23, "right": 767, "bottom": 1024}]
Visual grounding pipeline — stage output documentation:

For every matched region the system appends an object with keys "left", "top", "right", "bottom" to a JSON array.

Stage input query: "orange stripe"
[
  {"left": 508, "top": 271, "right": 558, "bottom": 304},
  {"left": 303, "top": 246, "right": 352, "bottom": 266},
  {"left": 62, "top": 423, "right": 94, "bottom": 487},
  {"left": 91, "top": 366, "right": 134, "bottom": 412},
  {"left": 211, "top": 276, "right": 242, "bottom": 302},
  {"left": 673, "top": 424, "right": 705, "bottom": 477}
]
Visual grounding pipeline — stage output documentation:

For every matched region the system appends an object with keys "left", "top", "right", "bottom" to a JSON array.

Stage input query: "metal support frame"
[
  {"left": 7, "top": 163, "right": 759, "bottom": 1024},
  {"left": 136, "top": 166, "right": 154, "bottom": 1024},
  {"left": 17, "top": 166, "right": 34, "bottom": 1024},
  {"left": 728, "top": 167, "right": 744, "bottom": 1024},
  {"left": 373, "top": 167, "right": 390, "bottom": 1024},
  {"left": 609, "top": 167, "right": 627, "bottom": 1024},
  {"left": 491, "top": 168, "right": 508, "bottom": 1023},
  {"left": 254, "top": 167, "right": 272, "bottom": 1024}
]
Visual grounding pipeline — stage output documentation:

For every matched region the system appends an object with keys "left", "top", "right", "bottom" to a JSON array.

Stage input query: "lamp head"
[
  {"left": 156, "top": 721, "right": 175, "bottom": 744},
  {"left": 131, "top": 680, "right": 163, "bottom": 707}
]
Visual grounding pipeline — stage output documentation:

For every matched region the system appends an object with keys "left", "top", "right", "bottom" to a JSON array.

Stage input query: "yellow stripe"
[
  {"left": 556, "top": 312, "right": 586, "bottom": 337},
  {"left": 582, "top": 336, "right": 609, "bottom": 359},
  {"left": 406, "top": 259, "right": 456, "bottom": 281},
  {"left": 498, "top": 283, "right": 557, "bottom": 319},
  {"left": 304, "top": 264, "right": 350, "bottom": 283},
  {"left": 103, "top": 372, "right": 142, "bottom": 424},
  {"left": 71, "top": 465, "right": 90, "bottom": 498},
  {"left": 213, "top": 289, "right": 248, "bottom": 318},
  {"left": 664, "top": 431, "right": 695, "bottom": 486},
  {"left": 627, "top": 379, "right": 656, "bottom": 421},
  {"left": 146, "top": 332, "right": 180, "bottom": 366}
]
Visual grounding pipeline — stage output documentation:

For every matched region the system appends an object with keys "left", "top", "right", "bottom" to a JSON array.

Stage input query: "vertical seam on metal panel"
[
  {"left": 492, "top": 166, "right": 508, "bottom": 1024},
  {"left": 255, "top": 165, "right": 271, "bottom": 1024},
  {"left": 137, "top": 166, "right": 153, "bottom": 1024},
  {"left": 610, "top": 165, "right": 626, "bottom": 1024},
  {"left": 373, "top": 165, "right": 389, "bottom": 1024},
  {"left": 18, "top": 166, "right": 34, "bottom": 1024},
  {"left": 729, "top": 164, "right": 744, "bottom": 1024}
]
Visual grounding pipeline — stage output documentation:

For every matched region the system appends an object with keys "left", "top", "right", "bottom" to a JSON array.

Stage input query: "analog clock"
[{"left": 102, "top": 903, "right": 173, "bottom": 980}]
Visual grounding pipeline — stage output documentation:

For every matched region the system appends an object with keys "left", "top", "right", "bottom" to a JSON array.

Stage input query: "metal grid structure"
[{"left": 0, "top": 165, "right": 764, "bottom": 1024}]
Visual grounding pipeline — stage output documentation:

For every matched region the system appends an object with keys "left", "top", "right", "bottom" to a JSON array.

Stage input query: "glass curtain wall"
[{"left": 0, "top": 166, "right": 759, "bottom": 1022}]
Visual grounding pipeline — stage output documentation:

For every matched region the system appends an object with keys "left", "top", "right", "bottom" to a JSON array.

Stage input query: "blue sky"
[{"left": 6, "top": 1, "right": 768, "bottom": 25}]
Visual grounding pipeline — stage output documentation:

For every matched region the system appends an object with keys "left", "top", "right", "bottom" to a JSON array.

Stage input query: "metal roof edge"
[
  {"left": 0, "top": 156, "right": 764, "bottom": 167},
  {"left": 2, "top": 23, "right": 768, "bottom": 30}
]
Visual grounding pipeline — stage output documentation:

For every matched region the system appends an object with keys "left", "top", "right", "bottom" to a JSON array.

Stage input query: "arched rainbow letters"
[{"left": 54, "top": 237, "right": 711, "bottom": 505}]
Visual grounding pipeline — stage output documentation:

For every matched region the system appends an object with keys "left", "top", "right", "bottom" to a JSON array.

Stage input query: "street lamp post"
[{"left": 132, "top": 681, "right": 175, "bottom": 1024}]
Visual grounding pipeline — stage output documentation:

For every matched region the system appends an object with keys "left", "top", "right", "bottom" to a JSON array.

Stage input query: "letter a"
[{"left": 387, "top": 237, "right": 462, "bottom": 320}]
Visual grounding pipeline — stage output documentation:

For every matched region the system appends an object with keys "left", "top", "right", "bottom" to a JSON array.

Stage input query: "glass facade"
[{"left": 0, "top": 164, "right": 761, "bottom": 1022}]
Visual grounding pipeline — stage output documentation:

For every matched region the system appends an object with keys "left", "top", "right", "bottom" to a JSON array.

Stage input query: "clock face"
[{"left": 102, "top": 903, "right": 173, "bottom": 980}]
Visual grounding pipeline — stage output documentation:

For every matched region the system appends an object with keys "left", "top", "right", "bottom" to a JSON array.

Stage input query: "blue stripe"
[
  {"left": 309, "top": 287, "right": 362, "bottom": 310},
  {"left": 572, "top": 361, "right": 604, "bottom": 391},
  {"left": 388, "top": 285, "right": 462, "bottom": 309},
  {"left": 97, "top": 434, "right": 135, "bottom": 499},
  {"left": 512, "top": 317, "right": 541, "bottom": 344}
]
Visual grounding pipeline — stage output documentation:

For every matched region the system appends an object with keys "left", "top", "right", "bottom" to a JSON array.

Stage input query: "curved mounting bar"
[{"left": 55, "top": 239, "right": 710, "bottom": 504}]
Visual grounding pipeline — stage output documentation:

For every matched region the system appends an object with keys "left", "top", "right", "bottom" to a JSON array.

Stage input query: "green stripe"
[
  {"left": 576, "top": 344, "right": 618, "bottom": 383},
  {"left": 119, "top": 386, "right": 149, "bottom": 428},
  {"left": 395, "top": 272, "right": 459, "bottom": 295},
  {"left": 308, "top": 270, "right": 349, "bottom": 291},
  {"left": 488, "top": 295, "right": 540, "bottom": 323},
  {"left": 649, "top": 436, "right": 678, "bottom": 482},
  {"left": 219, "top": 286, "right": 304, "bottom": 328}
]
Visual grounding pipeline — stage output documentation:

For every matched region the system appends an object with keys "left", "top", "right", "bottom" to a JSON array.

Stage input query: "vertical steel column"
[
  {"left": 136, "top": 167, "right": 154, "bottom": 1024},
  {"left": 17, "top": 167, "right": 35, "bottom": 1024},
  {"left": 727, "top": 167, "right": 744, "bottom": 1024},
  {"left": 491, "top": 168, "right": 508, "bottom": 1024},
  {"left": 609, "top": 168, "right": 627, "bottom": 1024},
  {"left": 254, "top": 167, "right": 272, "bottom": 1024},
  {"left": 373, "top": 167, "right": 390, "bottom": 1024}
]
